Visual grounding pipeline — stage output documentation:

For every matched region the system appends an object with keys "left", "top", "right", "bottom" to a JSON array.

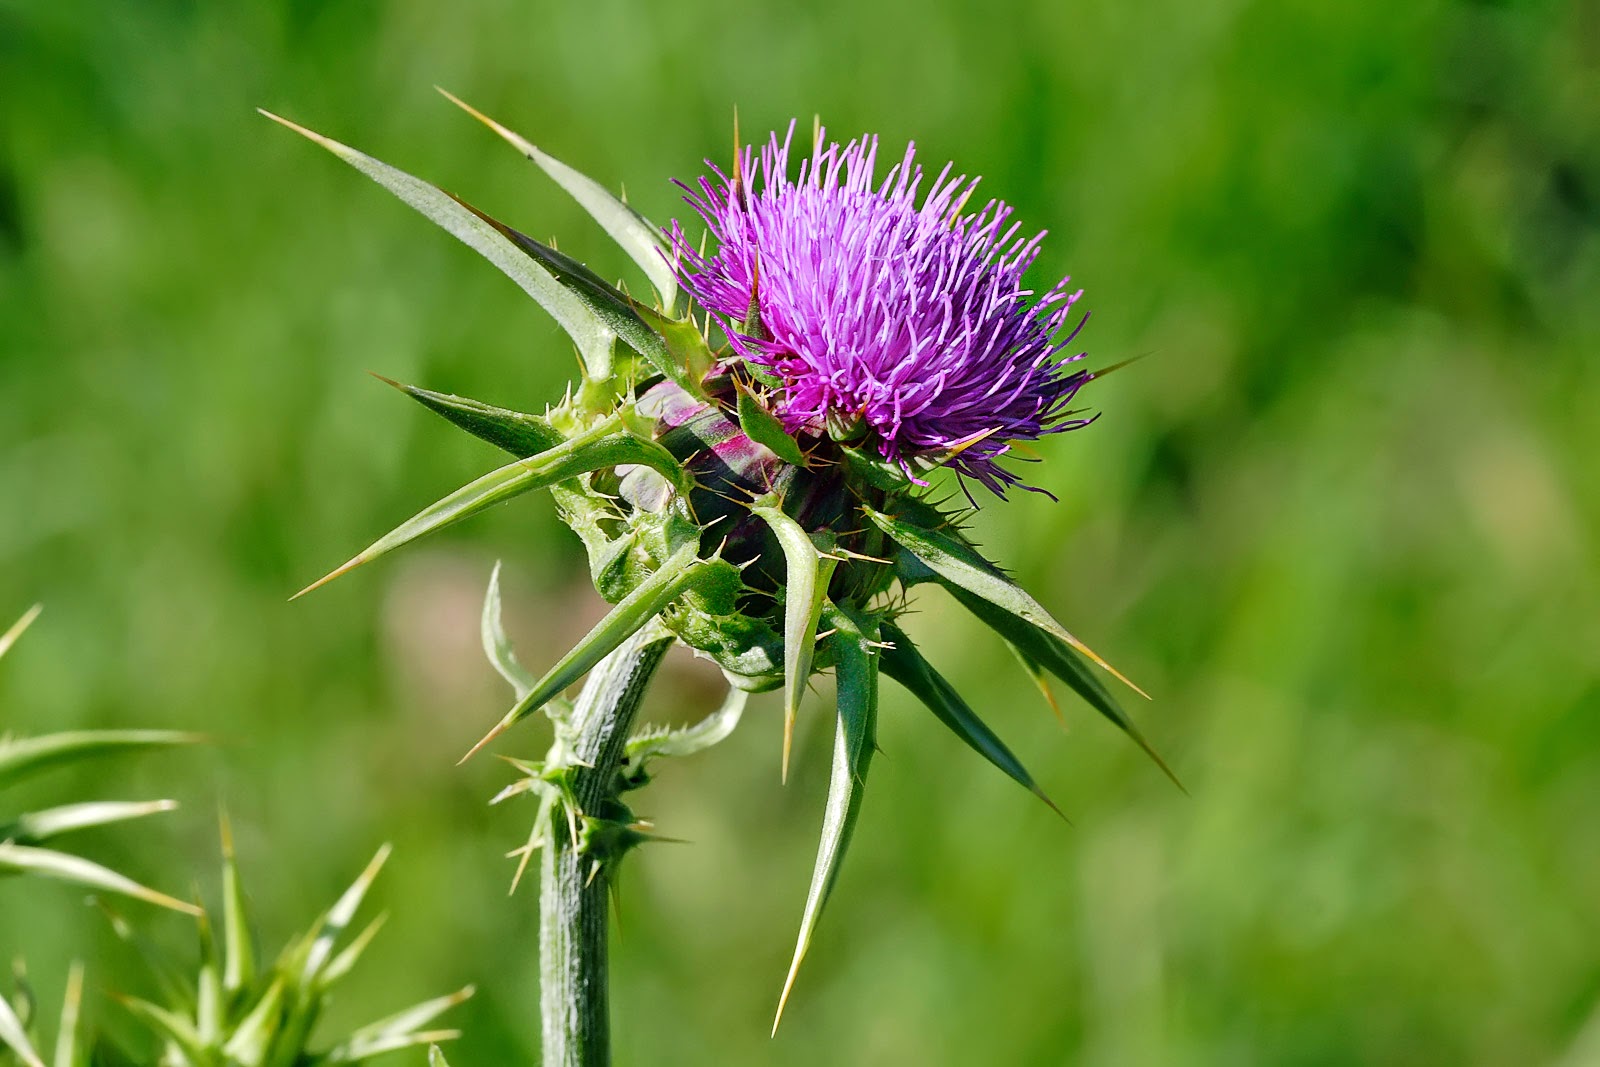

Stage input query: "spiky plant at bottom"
[{"left": 271, "top": 96, "right": 1177, "bottom": 1063}]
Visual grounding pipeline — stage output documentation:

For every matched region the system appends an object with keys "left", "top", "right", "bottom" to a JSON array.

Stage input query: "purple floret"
[{"left": 669, "top": 122, "right": 1095, "bottom": 496}]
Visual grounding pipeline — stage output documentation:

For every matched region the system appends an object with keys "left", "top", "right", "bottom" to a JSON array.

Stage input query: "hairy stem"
[{"left": 540, "top": 624, "right": 672, "bottom": 1067}]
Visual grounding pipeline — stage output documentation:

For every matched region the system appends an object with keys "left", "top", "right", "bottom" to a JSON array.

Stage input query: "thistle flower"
[
  {"left": 673, "top": 124, "right": 1093, "bottom": 495},
  {"left": 270, "top": 98, "right": 1174, "bottom": 1032}
]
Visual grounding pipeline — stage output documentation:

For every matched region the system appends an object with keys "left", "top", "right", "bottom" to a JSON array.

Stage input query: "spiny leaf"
[
  {"left": 634, "top": 303, "right": 716, "bottom": 387},
  {"left": 454, "top": 201, "right": 690, "bottom": 389},
  {"left": 374, "top": 376, "right": 562, "bottom": 457},
  {"left": 259, "top": 110, "right": 616, "bottom": 379},
  {"left": 320, "top": 912, "right": 388, "bottom": 988},
  {"left": 318, "top": 986, "right": 474, "bottom": 1063},
  {"left": 737, "top": 385, "right": 807, "bottom": 466},
  {"left": 462, "top": 546, "right": 705, "bottom": 761},
  {"left": 951, "top": 586, "right": 1182, "bottom": 790},
  {"left": 0, "top": 731, "right": 200, "bottom": 792},
  {"left": 437, "top": 89, "right": 679, "bottom": 308},
  {"left": 113, "top": 997, "right": 207, "bottom": 1063},
  {"left": 0, "top": 604, "right": 41, "bottom": 662},
  {"left": 0, "top": 989, "right": 45, "bottom": 1067},
  {"left": 1007, "top": 640, "right": 1065, "bottom": 726},
  {"left": 749, "top": 501, "right": 835, "bottom": 782},
  {"left": 51, "top": 963, "right": 83, "bottom": 1067},
  {"left": 626, "top": 684, "right": 748, "bottom": 762},
  {"left": 219, "top": 977, "right": 283, "bottom": 1067},
  {"left": 0, "top": 800, "right": 178, "bottom": 845},
  {"left": 861, "top": 504, "right": 1147, "bottom": 698},
  {"left": 481, "top": 562, "right": 536, "bottom": 700},
  {"left": 0, "top": 844, "right": 200, "bottom": 915},
  {"left": 293, "top": 417, "right": 683, "bottom": 599},
  {"left": 220, "top": 813, "right": 255, "bottom": 996},
  {"left": 878, "top": 623, "right": 1065, "bottom": 820},
  {"left": 302, "top": 845, "right": 391, "bottom": 987},
  {"left": 773, "top": 602, "right": 879, "bottom": 1034}
]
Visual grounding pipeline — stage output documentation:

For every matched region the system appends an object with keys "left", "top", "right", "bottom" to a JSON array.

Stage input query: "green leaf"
[
  {"left": 301, "top": 846, "right": 391, "bottom": 988},
  {"left": 626, "top": 684, "right": 747, "bottom": 762},
  {"left": 0, "top": 800, "right": 178, "bottom": 844},
  {"left": 0, "top": 844, "right": 200, "bottom": 915},
  {"left": 319, "top": 912, "right": 388, "bottom": 988},
  {"left": 481, "top": 562, "right": 536, "bottom": 700},
  {"left": 462, "top": 546, "right": 705, "bottom": 761},
  {"left": 773, "top": 602, "right": 879, "bottom": 1033},
  {"left": 0, "top": 731, "right": 199, "bottom": 792},
  {"left": 428, "top": 1047, "right": 453, "bottom": 1067},
  {"left": 259, "top": 111, "right": 616, "bottom": 380},
  {"left": 114, "top": 997, "right": 207, "bottom": 1064},
  {"left": 0, "top": 989, "right": 45, "bottom": 1067},
  {"left": 861, "top": 504, "right": 1147, "bottom": 698},
  {"left": 317, "top": 987, "right": 473, "bottom": 1063},
  {"left": 438, "top": 89, "right": 678, "bottom": 309},
  {"left": 0, "top": 604, "right": 41, "bottom": 663},
  {"left": 1007, "top": 639, "right": 1065, "bottom": 726},
  {"left": 453, "top": 203, "right": 690, "bottom": 389},
  {"left": 950, "top": 586, "right": 1181, "bottom": 790},
  {"left": 749, "top": 500, "right": 836, "bottom": 781},
  {"left": 878, "top": 622, "right": 1065, "bottom": 819},
  {"left": 51, "top": 963, "right": 83, "bottom": 1067},
  {"left": 293, "top": 417, "right": 684, "bottom": 599},
  {"left": 219, "top": 978, "right": 283, "bottom": 1067},
  {"left": 375, "top": 377, "right": 562, "bottom": 457},
  {"left": 737, "top": 387, "right": 807, "bottom": 466},
  {"left": 219, "top": 815, "right": 255, "bottom": 997}
]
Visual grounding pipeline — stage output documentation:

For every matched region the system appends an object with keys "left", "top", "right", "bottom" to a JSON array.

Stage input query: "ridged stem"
[{"left": 539, "top": 624, "right": 671, "bottom": 1067}]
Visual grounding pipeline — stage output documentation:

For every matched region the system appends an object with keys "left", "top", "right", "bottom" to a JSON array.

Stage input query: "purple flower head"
[{"left": 670, "top": 122, "right": 1096, "bottom": 496}]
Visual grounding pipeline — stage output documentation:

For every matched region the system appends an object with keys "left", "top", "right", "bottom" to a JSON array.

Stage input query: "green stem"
[{"left": 540, "top": 625, "right": 671, "bottom": 1067}]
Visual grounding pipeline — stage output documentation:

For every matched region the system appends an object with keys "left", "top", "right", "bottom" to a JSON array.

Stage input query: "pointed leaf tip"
[{"left": 0, "top": 604, "right": 42, "bottom": 661}]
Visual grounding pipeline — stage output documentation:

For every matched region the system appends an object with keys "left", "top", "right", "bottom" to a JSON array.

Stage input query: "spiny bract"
[{"left": 271, "top": 96, "right": 1174, "bottom": 1027}]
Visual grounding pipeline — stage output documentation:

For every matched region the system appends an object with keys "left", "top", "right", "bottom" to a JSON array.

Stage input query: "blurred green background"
[{"left": 3, "top": 0, "right": 1598, "bottom": 1063}]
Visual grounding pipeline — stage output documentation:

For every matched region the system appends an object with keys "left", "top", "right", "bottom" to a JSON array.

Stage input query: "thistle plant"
[
  {"left": 269, "top": 96, "right": 1174, "bottom": 1064},
  {"left": 109, "top": 826, "right": 471, "bottom": 1066},
  {"left": 1, "top": 961, "right": 87, "bottom": 1067}
]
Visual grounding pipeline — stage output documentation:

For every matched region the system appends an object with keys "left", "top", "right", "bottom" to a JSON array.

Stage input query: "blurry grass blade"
[
  {"left": 293, "top": 419, "right": 683, "bottom": 599},
  {"left": 482, "top": 562, "right": 535, "bottom": 699},
  {"left": 0, "top": 604, "right": 42, "bottom": 662},
  {"left": 750, "top": 501, "right": 835, "bottom": 782},
  {"left": 0, "top": 731, "right": 200, "bottom": 791},
  {"left": 879, "top": 623, "right": 1065, "bottom": 820},
  {"left": 320, "top": 912, "right": 389, "bottom": 987},
  {"left": 220, "top": 814, "right": 255, "bottom": 995},
  {"left": 321, "top": 986, "right": 474, "bottom": 1063},
  {"left": 773, "top": 603, "right": 879, "bottom": 1033},
  {"left": 374, "top": 376, "right": 562, "bottom": 457},
  {"left": 2, "top": 800, "right": 178, "bottom": 844},
  {"left": 951, "top": 587, "right": 1181, "bottom": 790},
  {"left": 258, "top": 110, "right": 616, "bottom": 379},
  {"left": 862, "top": 505, "right": 1147, "bottom": 698},
  {"left": 52, "top": 962, "right": 83, "bottom": 1067},
  {"left": 0, "top": 844, "right": 200, "bottom": 915},
  {"left": 737, "top": 386, "right": 807, "bottom": 466},
  {"left": 626, "top": 685, "right": 747, "bottom": 761},
  {"left": 428, "top": 1047, "right": 453, "bottom": 1067},
  {"left": 463, "top": 545, "right": 703, "bottom": 761},
  {"left": 452, "top": 201, "right": 688, "bottom": 388},
  {"left": 0, "top": 989, "right": 45, "bottom": 1067},
  {"left": 302, "top": 846, "right": 391, "bottom": 986},
  {"left": 437, "top": 89, "right": 678, "bottom": 307}
]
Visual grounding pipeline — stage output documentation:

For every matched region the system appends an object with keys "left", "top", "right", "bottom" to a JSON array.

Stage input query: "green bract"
[{"left": 274, "top": 97, "right": 1175, "bottom": 1025}]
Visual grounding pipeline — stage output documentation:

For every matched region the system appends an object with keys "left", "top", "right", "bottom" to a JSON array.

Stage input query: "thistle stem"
[{"left": 540, "top": 624, "right": 672, "bottom": 1067}]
